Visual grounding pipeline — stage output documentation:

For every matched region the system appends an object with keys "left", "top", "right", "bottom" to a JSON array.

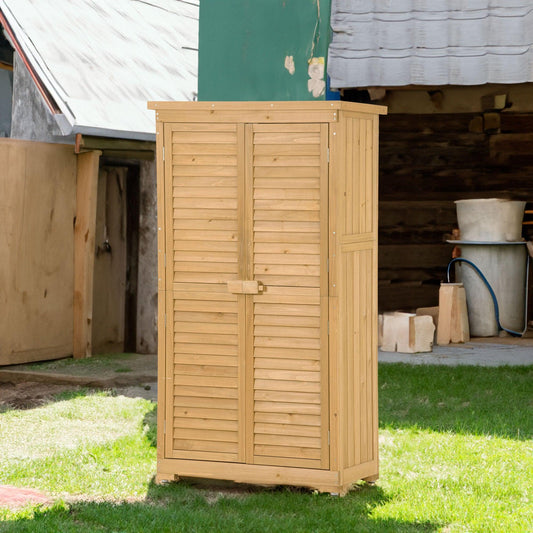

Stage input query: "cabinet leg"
[
  {"left": 362, "top": 474, "right": 378, "bottom": 484},
  {"left": 156, "top": 473, "right": 179, "bottom": 484}
]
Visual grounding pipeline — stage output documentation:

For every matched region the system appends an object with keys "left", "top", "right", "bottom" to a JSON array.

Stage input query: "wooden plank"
[
  {"left": 174, "top": 353, "right": 238, "bottom": 367},
  {"left": 253, "top": 166, "right": 321, "bottom": 178},
  {"left": 252, "top": 456, "right": 321, "bottom": 469},
  {"left": 173, "top": 363, "right": 238, "bottom": 377},
  {"left": 173, "top": 416, "right": 238, "bottom": 430},
  {"left": 254, "top": 200, "right": 320, "bottom": 211},
  {"left": 318, "top": 122, "right": 330, "bottom": 470},
  {"left": 174, "top": 311, "right": 237, "bottom": 324},
  {"left": 174, "top": 418, "right": 238, "bottom": 432},
  {"left": 156, "top": 109, "right": 339, "bottom": 125},
  {"left": 255, "top": 434, "right": 321, "bottom": 448},
  {"left": 254, "top": 243, "right": 320, "bottom": 255},
  {"left": 174, "top": 406, "right": 238, "bottom": 420},
  {"left": 171, "top": 123, "right": 238, "bottom": 132},
  {"left": 254, "top": 401, "right": 321, "bottom": 415},
  {"left": 173, "top": 300, "right": 237, "bottom": 313},
  {"left": 254, "top": 220, "right": 320, "bottom": 232},
  {"left": 173, "top": 208, "right": 238, "bottom": 221},
  {"left": 254, "top": 144, "right": 322, "bottom": 156},
  {"left": 73, "top": 150, "right": 101, "bottom": 358},
  {"left": 149, "top": 100, "right": 386, "bottom": 114},
  {"left": 254, "top": 314, "right": 320, "bottom": 327},
  {"left": 173, "top": 252, "right": 237, "bottom": 264},
  {"left": 254, "top": 209, "right": 321, "bottom": 222},
  {"left": 254, "top": 369, "right": 320, "bottom": 383},
  {"left": 172, "top": 131, "right": 237, "bottom": 144},
  {"left": 254, "top": 379, "right": 320, "bottom": 394},
  {"left": 173, "top": 396, "right": 238, "bottom": 410},
  {"left": 174, "top": 176, "right": 238, "bottom": 188},
  {"left": 174, "top": 428, "right": 238, "bottom": 443},
  {"left": 254, "top": 155, "right": 321, "bottom": 167},
  {"left": 253, "top": 188, "right": 321, "bottom": 200},
  {"left": 254, "top": 337, "right": 321, "bottom": 350},
  {"left": 173, "top": 230, "right": 238, "bottom": 242},
  {"left": 253, "top": 325, "right": 320, "bottom": 339},
  {"left": 254, "top": 390, "right": 321, "bottom": 404},
  {"left": 173, "top": 321, "right": 238, "bottom": 335},
  {"left": 157, "top": 456, "right": 341, "bottom": 491},
  {"left": 174, "top": 219, "right": 238, "bottom": 231},
  {"left": 174, "top": 343, "right": 238, "bottom": 356},
  {"left": 254, "top": 178, "right": 319, "bottom": 190},
  {"left": 254, "top": 232, "right": 320, "bottom": 244},
  {"left": 253, "top": 123, "right": 322, "bottom": 133},
  {"left": 328, "top": 117, "right": 340, "bottom": 472},
  {"left": 174, "top": 262, "right": 238, "bottom": 274},
  {"left": 0, "top": 141, "right": 77, "bottom": 366},
  {"left": 254, "top": 412, "right": 321, "bottom": 426},
  {"left": 244, "top": 123, "right": 255, "bottom": 464},
  {"left": 254, "top": 264, "right": 320, "bottom": 276},
  {"left": 173, "top": 440, "right": 238, "bottom": 453},
  {"left": 173, "top": 154, "right": 237, "bottom": 166},
  {"left": 253, "top": 253, "right": 320, "bottom": 265},
  {"left": 174, "top": 385, "right": 239, "bottom": 399},
  {"left": 254, "top": 445, "right": 321, "bottom": 460},
  {"left": 173, "top": 186, "right": 237, "bottom": 199},
  {"left": 254, "top": 303, "right": 320, "bottom": 317},
  {"left": 173, "top": 197, "right": 237, "bottom": 209},
  {"left": 174, "top": 332, "right": 238, "bottom": 346},
  {"left": 172, "top": 143, "right": 237, "bottom": 156}
]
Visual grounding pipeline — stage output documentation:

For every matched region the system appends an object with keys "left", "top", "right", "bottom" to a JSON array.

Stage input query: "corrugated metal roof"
[
  {"left": 328, "top": 1, "right": 533, "bottom": 88},
  {"left": 0, "top": 0, "right": 198, "bottom": 140}
]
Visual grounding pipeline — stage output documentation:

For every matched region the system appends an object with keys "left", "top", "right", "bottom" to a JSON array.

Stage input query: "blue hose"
[{"left": 446, "top": 257, "right": 529, "bottom": 337}]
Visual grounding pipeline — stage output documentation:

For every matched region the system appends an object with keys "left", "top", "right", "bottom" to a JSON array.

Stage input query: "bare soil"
[{"left": 0, "top": 381, "right": 84, "bottom": 410}]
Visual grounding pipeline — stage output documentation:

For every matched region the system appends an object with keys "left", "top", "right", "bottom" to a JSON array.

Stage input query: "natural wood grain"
[
  {"left": 155, "top": 101, "right": 381, "bottom": 492},
  {"left": 73, "top": 150, "right": 101, "bottom": 359}
]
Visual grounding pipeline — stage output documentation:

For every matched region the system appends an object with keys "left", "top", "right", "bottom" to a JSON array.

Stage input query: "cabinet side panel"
[
  {"left": 336, "top": 112, "right": 378, "bottom": 473},
  {"left": 340, "top": 245, "right": 377, "bottom": 468}
]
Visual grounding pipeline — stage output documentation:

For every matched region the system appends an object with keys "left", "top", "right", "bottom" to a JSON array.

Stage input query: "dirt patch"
[
  {"left": 0, "top": 380, "right": 157, "bottom": 411},
  {"left": 0, "top": 381, "right": 84, "bottom": 410}
]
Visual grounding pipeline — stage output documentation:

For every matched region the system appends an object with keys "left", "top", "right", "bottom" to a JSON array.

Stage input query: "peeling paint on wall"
[
  {"left": 284, "top": 55, "right": 295, "bottom": 75},
  {"left": 308, "top": 57, "right": 325, "bottom": 98}
]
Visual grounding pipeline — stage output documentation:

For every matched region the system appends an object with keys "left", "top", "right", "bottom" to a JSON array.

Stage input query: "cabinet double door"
[{"left": 163, "top": 121, "right": 329, "bottom": 469}]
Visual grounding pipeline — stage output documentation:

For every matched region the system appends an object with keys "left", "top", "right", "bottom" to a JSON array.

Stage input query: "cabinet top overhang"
[{"left": 147, "top": 101, "right": 387, "bottom": 124}]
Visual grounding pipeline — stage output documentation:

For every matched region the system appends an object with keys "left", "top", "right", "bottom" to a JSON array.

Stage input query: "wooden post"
[{"left": 73, "top": 150, "right": 101, "bottom": 358}]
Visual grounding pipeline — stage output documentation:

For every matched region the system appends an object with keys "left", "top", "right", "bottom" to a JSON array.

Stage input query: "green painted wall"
[{"left": 198, "top": 0, "right": 331, "bottom": 101}]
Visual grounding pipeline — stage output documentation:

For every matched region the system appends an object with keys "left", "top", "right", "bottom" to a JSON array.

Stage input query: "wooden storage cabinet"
[{"left": 148, "top": 101, "right": 386, "bottom": 494}]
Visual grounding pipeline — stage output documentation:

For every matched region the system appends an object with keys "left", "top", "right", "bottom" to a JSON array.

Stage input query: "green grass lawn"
[{"left": 0, "top": 364, "right": 531, "bottom": 532}]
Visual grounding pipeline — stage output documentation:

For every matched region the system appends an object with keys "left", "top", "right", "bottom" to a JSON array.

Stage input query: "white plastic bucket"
[{"left": 455, "top": 199, "right": 525, "bottom": 242}]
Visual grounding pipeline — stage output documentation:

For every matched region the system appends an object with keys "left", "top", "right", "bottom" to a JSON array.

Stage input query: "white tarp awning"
[{"left": 328, "top": 0, "right": 533, "bottom": 88}]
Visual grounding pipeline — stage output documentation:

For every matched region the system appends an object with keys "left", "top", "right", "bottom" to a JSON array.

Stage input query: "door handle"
[{"left": 227, "top": 280, "right": 265, "bottom": 294}]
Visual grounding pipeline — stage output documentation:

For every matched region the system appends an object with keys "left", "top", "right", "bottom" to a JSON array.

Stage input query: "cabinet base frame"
[{"left": 157, "top": 458, "right": 378, "bottom": 496}]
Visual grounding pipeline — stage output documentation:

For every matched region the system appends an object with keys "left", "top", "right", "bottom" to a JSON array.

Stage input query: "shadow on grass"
[
  {"left": 143, "top": 403, "right": 157, "bottom": 447},
  {"left": 379, "top": 363, "right": 533, "bottom": 440},
  {"left": 4, "top": 480, "right": 437, "bottom": 532}
]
